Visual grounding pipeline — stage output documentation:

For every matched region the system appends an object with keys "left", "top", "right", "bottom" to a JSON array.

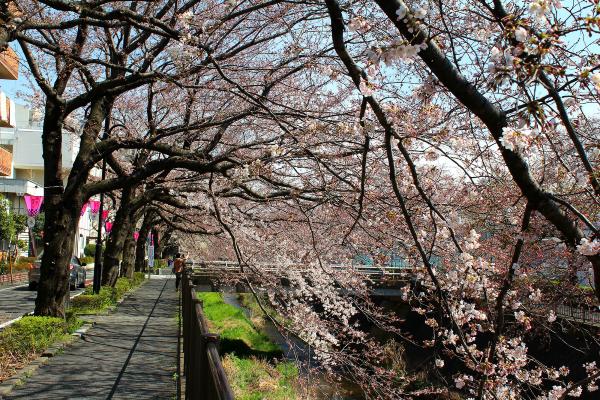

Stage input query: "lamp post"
[
  {"left": 92, "top": 117, "right": 112, "bottom": 294},
  {"left": 92, "top": 161, "right": 106, "bottom": 294}
]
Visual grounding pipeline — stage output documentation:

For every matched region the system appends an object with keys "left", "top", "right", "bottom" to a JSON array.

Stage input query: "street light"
[{"left": 92, "top": 161, "right": 106, "bottom": 294}]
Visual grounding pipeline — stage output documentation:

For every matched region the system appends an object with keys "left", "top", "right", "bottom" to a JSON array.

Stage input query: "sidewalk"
[{"left": 4, "top": 278, "right": 180, "bottom": 400}]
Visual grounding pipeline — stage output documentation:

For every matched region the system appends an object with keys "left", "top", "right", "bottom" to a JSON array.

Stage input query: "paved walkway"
[{"left": 5, "top": 278, "right": 180, "bottom": 400}]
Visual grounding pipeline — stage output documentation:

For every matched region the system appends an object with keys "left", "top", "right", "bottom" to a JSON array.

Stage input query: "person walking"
[{"left": 173, "top": 253, "right": 185, "bottom": 291}]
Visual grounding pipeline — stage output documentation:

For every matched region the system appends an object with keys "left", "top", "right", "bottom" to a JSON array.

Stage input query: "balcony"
[
  {"left": 0, "top": 92, "right": 15, "bottom": 128},
  {"left": 0, "top": 178, "right": 43, "bottom": 196},
  {"left": 12, "top": 128, "right": 79, "bottom": 170},
  {"left": 0, "top": 147, "right": 12, "bottom": 176},
  {"left": 0, "top": 47, "right": 18, "bottom": 80}
]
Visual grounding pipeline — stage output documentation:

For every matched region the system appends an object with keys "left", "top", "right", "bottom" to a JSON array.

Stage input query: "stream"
[{"left": 222, "top": 293, "right": 365, "bottom": 399}]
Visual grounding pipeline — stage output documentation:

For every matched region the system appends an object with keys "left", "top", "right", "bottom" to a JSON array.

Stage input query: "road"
[{"left": 0, "top": 269, "right": 94, "bottom": 327}]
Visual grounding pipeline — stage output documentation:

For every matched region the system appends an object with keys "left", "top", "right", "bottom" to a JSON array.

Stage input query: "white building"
[{"left": 0, "top": 103, "right": 96, "bottom": 257}]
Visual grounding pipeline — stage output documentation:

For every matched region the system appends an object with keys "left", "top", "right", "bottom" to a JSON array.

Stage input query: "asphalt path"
[
  {"left": 0, "top": 269, "right": 94, "bottom": 327},
  {"left": 5, "top": 278, "right": 178, "bottom": 399}
]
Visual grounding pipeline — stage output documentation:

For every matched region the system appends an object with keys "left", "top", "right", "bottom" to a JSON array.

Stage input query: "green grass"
[
  {"left": 197, "top": 292, "right": 304, "bottom": 399},
  {"left": 197, "top": 292, "right": 281, "bottom": 357},
  {"left": 223, "top": 354, "right": 300, "bottom": 400},
  {"left": 0, "top": 315, "right": 82, "bottom": 381},
  {"left": 70, "top": 272, "right": 146, "bottom": 315}
]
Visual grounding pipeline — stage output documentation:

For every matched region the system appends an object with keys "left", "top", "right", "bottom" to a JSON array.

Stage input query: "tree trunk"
[
  {"left": 35, "top": 204, "right": 80, "bottom": 317},
  {"left": 153, "top": 228, "right": 163, "bottom": 260},
  {"left": 135, "top": 210, "right": 154, "bottom": 272},
  {"left": 35, "top": 102, "right": 78, "bottom": 317},
  {"left": 102, "top": 187, "right": 134, "bottom": 286},
  {"left": 160, "top": 227, "right": 174, "bottom": 258},
  {"left": 120, "top": 229, "right": 137, "bottom": 278}
]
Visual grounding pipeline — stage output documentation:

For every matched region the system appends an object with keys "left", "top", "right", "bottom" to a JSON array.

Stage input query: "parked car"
[{"left": 28, "top": 254, "right": 87, "bottom": 290}]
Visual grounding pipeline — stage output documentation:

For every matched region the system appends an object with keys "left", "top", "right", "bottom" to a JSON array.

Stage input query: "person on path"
[{"left": 173, "top": 253, "right": 185, "bottom": 291}]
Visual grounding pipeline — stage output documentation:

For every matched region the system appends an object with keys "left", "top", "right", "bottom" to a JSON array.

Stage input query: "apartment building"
[{"left": 0, "top": 103, "right": 97, "bottom": 257}]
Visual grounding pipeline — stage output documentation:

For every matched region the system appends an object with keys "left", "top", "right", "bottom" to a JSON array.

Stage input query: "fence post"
[{"left": 203, "top": 333, "right": 220, "bottom": 400}]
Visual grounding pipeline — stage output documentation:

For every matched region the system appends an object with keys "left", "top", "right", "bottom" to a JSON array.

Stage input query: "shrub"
[
  {"left": 17, "top": 256, "right": 36, "bottom": 264},
  {"left": 80, "top": 256, "right": 94, "bottom": 265},
  {"left": 12, "top": 262, "right": 32, "bottom": 272},
  {"left": 114, "top": 277, "right": 132, "bottom": 299},
  {"left": 132, "top": 272, "right": 146, "bottom": 286},
  {"left": 83, "top": 244, "right": 104, "bottom": 257},
  {"left": 70, "top": 288, "right": 114, "bottom": 314},
  {"left": 0, "top": 315, "right": 82, "bottom": 381},
  {"left": 0, "top": 317, "right": 65, "bottom": 356},
  {"left": 69, "top": 274, "right": 146, "bottom": 315},
  {"left": 154, "top": 259, "right": 168, "bottom": 268}
]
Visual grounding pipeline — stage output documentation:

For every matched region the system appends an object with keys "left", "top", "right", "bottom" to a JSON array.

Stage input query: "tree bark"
[
  {"left": 102, "top": 186, "right": 134, "bottom": 286},
  {"left": 159, "top": 227, "right": 174, "bottom": 258},
  {"left": 135, "top": 210, "right": 155, "bottom": 272},
  {"left": 120, "top": 228, "right": 137, "bottom": 278},
  {"left": 35, "top": 103, "right": 83, "bottom": 317}
]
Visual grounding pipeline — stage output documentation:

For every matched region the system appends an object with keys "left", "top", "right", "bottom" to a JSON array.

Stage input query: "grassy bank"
[
  {"left": 198, "top": 292, "right": 281, "bottom": 357},
  {"left": 197, "top": 292, "right": 302, "bottom": 399},
  {"left": 70, "top": 272, "right": 146, "bottom": 315},
  {"left": 0, "top": 315, "right": 82, "bottom": 381}
]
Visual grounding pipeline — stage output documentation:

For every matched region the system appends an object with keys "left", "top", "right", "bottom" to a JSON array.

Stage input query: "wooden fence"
[{"left": 182, "top": 269, "right": 234, "bottom": 400}]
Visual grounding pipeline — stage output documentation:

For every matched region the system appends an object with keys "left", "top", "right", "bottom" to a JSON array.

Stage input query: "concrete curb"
[{"left": 0, "top": 322, "right": 93, "bottom": 398}]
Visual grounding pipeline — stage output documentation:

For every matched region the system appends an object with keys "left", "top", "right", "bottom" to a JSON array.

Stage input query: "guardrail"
[
  {"left": 555, "top": 303, "right": 600, "bottom": 326},
  {"left": 182, "top": 269, "right": 234, "bottom": 400},
  {"left": 190, "top": 260, "right": 413, "bottom": 279}
]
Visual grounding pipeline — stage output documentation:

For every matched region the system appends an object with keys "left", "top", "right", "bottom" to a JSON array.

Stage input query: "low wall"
[{"left": 0, "top": 272, "right": 28, "bottom": 284}]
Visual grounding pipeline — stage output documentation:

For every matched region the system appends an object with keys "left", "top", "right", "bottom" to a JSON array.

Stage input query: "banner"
[
  {"left": 80, "top": 202, "right": 88, "bottom": 216},
  {"left": 133, "top": 231, "right": 139, "bottom": 241},
  {"left": 89, "top": 200, "right": 101, "bottom": 214},
  {"left": 105, "top": 221, "right": 113, "bottom": 233},
  {"left": 148, "top": 245, "right": 155, "bottom": 267},
  {"left": 101, "top": 210, "right": 109, "bottom": 221},
  {"left": 24, "top": 195, "right": 43, "bottom": 217}
]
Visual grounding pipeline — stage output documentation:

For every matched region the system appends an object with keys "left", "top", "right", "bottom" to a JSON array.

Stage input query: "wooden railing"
[{"left": 182, "top": 269, "right": 234, "bottom": 400}]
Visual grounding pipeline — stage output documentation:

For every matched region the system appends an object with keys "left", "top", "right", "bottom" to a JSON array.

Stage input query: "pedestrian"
[{"left": 173, "top": 253, "right": 185, "bottom": 291}]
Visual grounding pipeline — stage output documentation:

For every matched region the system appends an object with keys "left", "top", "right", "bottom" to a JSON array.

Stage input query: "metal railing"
[
  {"left": 190, "top": 260, "right": 414, "bottom": 279},
  {"left": 555, "top": 303, "right": 600, "bottom": 326},
  {"left": 182, "top": 269, "right": 234, "bottom": 400}
]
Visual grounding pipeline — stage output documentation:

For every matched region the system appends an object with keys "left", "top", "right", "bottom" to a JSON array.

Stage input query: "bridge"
[
  {"left": 187, "top": 260, "right": 413, "bottom": 296},
  {"left": 187, "top": 261, "right": 600, "bottom": 328}
]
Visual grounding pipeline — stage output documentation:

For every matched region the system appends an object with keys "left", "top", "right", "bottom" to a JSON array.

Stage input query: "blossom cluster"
[{"left": 499, "top": 126, "right": 536, "bottom": 153}]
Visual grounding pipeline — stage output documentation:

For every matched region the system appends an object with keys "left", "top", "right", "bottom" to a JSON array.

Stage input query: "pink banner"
[
  {"left": 133, "top": 231, "right": 140, "bottom": 241},
  {"left": 24, "top": 195, "right": 44, "bottom": 217},
  {"left": 105, "top": 221, "right": 113, "bottom": 233},
  {"left": 101, "top": 210, "right": 109, "bottom": 221},
  {"left": 80, "top": 202, "right": 89, "bottom": 216},
  {"left": 89, "top": 200, "right": 101, "bottom": 214}
]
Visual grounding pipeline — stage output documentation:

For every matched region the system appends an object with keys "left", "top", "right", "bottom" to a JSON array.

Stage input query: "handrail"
[
  {"left": 190, "top": 260, "right": 414, "bottom": 278},
  {"left": 182, "top": 269, "right": 235, "bottom": 400}
]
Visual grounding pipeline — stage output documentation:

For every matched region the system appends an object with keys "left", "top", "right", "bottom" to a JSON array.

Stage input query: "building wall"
[{"left": 0, "top": 104, "right": 93, "bottom": 257}]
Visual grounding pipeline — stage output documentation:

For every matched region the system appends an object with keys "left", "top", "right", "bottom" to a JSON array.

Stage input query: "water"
[{"left": 222, "top": 292, "right": 365, "bottom": 399}]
